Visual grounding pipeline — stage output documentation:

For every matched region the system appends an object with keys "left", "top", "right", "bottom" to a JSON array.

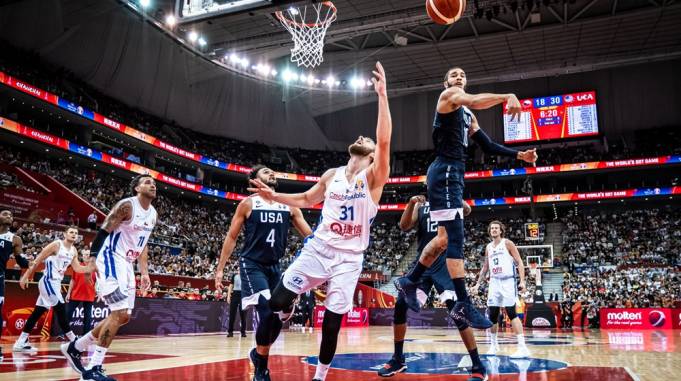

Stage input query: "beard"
[
  {"left": 348, "top": 143, "right": 374, "bottom": 157},
  {"left": 264, "top": 178, "right": 278, "bottom": 189}
]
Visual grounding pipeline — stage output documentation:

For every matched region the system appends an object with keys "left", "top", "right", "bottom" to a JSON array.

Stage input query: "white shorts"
[
  {"left": 282, "top": 238, "right": 363, "bottom": 315},
  {"left": 487, "top": 277, "right": 517, "bottom": 307},
  {"left": 96, "top": 253, "right": 135, "bottom": 313},
  {"left": 36, "top": 276, "right": 64, "bottom": 308}
]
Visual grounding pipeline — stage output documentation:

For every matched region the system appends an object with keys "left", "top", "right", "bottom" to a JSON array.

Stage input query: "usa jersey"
[
  {"left": 313, "top": 167, "right": 378, "bottom": 253},
  {"left": 416, "top": 202, "right": 438, "bottom": 254},
  {"left": 43, "top": 240, "right": 77, "bottom": 282},
  {"left": 486, "top": 239, "right": 516, "bottom": 279},
  {"left": 240, "top": 196, "right": 291, "bottom": 265},
  {"left": 432, "top": 105, "right": 472, "bottom": 161},
  {"left": 0, "top": 231, "right": 15, "bottom": 276},
  {"left": 100, "top": 196, "right": 157, "bottom": 264}
]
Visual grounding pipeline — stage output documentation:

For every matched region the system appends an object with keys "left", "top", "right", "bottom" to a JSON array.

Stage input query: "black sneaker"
[
  {"left": 241, "top": 332, "right": 247, "bottom": 338},
  {"left": 80, "top": 365, "right": 117, "bottom": 381},
  {"left": 249, "top": 348, "right": 271, "bottom": 381},
  {"left": 467, "top": 365, "right": 488, "bottom": 381},
  {"left": 377, "top": 357, "right": 407, "bottom": 377},
  {"left": 227, "top": 332, "right": 234, "bottom": 337},
  {"left": 394, "top": 276, "right": 420, "bottom": 312},
  {"left": 60, "top": 341, "right": 86, "bottom": 375},
  {"left": 450, "top": 301, "right": 493, "bottom": 329}
]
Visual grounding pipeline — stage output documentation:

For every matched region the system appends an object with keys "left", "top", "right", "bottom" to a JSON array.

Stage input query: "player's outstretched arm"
[
  {"left": 469, "top": 113, "right": 538, "bottom": 164},
  {"left": 399, "top": 195, "right": 424, "bottom": 231},
  {"left": 506, "top": 239, "right": 526, "bottom": 292},
  {"left": 214, "top": 198, "right": 250, "bottom": 291},
  {"left": 19, "top": 240, "right": 58, "bottom": 289},
  {"left": 12, "top": 235, "right": 28, "bottom": 268},
  {"left": 367, "top": 61, "right": 392, "bottom": 197},
  {"left": 248, "top": 169, "right": 334, "bottom": 208},
  {"left": 291, "top": 207, "right": 313, "bottom": 237},
  {"left": 442, "top": 86, "right": 522, "bottom": 116}
]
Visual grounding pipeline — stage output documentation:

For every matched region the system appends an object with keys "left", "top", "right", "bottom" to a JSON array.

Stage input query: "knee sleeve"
[
  {"left": 269, "top": 281, "right": 298, "bottom": 313},
  {"left": 319, "top": 310, "right": 344, "bottom": 365},
  {"left": 445, "top": 299, "right": 456, "bottom": 313},
  {"left": 393, "top": 297, "right": 408, "bottom": 325},
  {"left": 488, "top": 307, "right": 501, "bottom": 324},
  {"left": 255, "top": 296, "right": 275, "bottom": 346},
  {"left": 505, "top": 306, "right": 517, "bottom": 320},
  {"left": 440, "top": 219, "right": 464, "bottom": 260},
  {"left": 24, "top": 306, "right": 48, "bottom": 333},
  {"left": 53, "top": 302, "right": 70, "bottom": 333}
]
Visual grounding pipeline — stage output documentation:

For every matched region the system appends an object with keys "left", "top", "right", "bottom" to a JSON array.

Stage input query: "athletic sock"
[
  {"left": 314, "top": 362, "right": 331, "bottom": 380},
  {"left": 75, "top": 332, "right": 97, "bottom": 352},
  {"left": 65, "top": 331, "right": 76, "bottom": 342},
  {"left": 517, "top": 334, "right": 526, "bottom": 347},
  {"left": 394, "top": 340, "right": 405, "bottom": 360},
  {"left": 17, "top": 332, "right": 29, "bottom": 344},
  {"left": 88, "top": 345, "right": 107, "bottom": 368},
  {"left": 407, "top": 262, "right": 428, "bottom": 283},
  {"left": 468, "top": 347, "right": 483, "bottom": 369},
  {"left": 452, "top": 278, "right": 470, "bottom": 303}
]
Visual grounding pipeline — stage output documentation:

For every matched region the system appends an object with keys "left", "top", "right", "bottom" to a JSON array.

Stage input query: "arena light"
[
  {"left": 366, "top": 80, "right": 373, "bottom": 87},
  {"left": 240, "top": 58, "right": 250, "bottom": 68},
  {"left": 270, "top": 69, "right": 278, "bottom": 77},
  {"left": 282, "top": 70, "right": 294, "bottom": 82},
  {"left": 139, "top": 0, "right": 150, "bottom": 8},
  {"left": 165, "top": 14, "right": 176, "bottom": 27},
  {"left": 325, "top": 75, "right": 335, "bottom": 87},
  {"left": 350, "top": 77, "right": 365, "bottom": 89},
  {"left": 198, "top": 37, "right": 207, "bottom": 46},
  {"left": 229, "top": 53, "right": 240, "bottom": 63},
  {"left": 288, "top": 7, "right": 299, "bottom": 15},
  {"left": 188, "top": 31, "right": 198, "bottom": 42}
]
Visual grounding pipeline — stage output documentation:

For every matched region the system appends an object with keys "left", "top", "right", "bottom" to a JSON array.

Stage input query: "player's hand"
[
  {"left": 517, "top": 148, "right": 537, "bottom": 164},
  {"left": 505, "top": 94, "right": 522, "bottom": 121},
  {"left": 463, "top": 200, "right": 471, "bottom": 216},
  {"left": 140, "top": 273, "right": 151, "bottom": 292},
  {"left": 409, "top": 195, "right": 426, "bottom": 205},
  {"left": 19, "top": 275, "right": 29, "bottom": 290},
  {"left": 214, "top": 270, "right": 224, "bottom": 292},
  {"left": 519, "top": 281, "right": 527, "bottom": 293},
  {"left": 248, "top": 178, "right": 276, "bottom": 202},
  {"left": 470, "top": 283, "right": 480, "bottom": 294},
  {"left": 372, "top": 61, "right": 387, "bottom": 97}
]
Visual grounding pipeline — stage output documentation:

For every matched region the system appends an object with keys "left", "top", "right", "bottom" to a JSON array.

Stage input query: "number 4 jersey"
[
  {"left": 313, "top": 166, "right": 378, "bottom": 253},
  {"left": 240, "top": 195, "right": 291, "bottom": 265}
]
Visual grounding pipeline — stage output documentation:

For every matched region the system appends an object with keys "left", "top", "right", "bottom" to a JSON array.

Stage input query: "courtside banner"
[
  {"left": 673, "top": 309, "right": 681, "bottom": 329},
  {"left": 314, "top": 306, "right": 369, "bottom": 328},
  {"left": 2, "top": 71, "right": 680, "bottom": 184},
  {"left": 600, "top": 308, "right": 673, "bottom": 329}
]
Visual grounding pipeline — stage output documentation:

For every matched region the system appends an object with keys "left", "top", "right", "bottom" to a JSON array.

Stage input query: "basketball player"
[
  {"left": 377, "top": 196, "right": 470, "bottom": 377},
  {"left": 248, "top": 62, "right": 391, "bottom": 381},
  {"left": 13, "top": 226, "right": 92, "bottom": 352},
  {"left": 471, "top": 221, "right": 530, "bottom": 358},
  {"left": 395, "top": 67, "right": 537, "bottom": 381},
  {"left": 62, "top": 174, "right": 157, "bottom": 381},
  {"left": 214, "top": 165, "right": 312, "bottom": 381},
  {"left": 0, "top": 210, "right": 28, "bottom": 358}
]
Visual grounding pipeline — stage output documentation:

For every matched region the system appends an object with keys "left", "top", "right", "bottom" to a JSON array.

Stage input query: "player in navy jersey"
[
  {"left": 214, "top": 165, "right": 312, "bottom": 381},
  {"left": 395, "top": 67, "right": 537, "bottom": 381},
  {"left": 248, "top": 62, "right": 391, "bottom": 381},
  {"left": 0, "top": 210, "right": 28, "bottom": 358},
  {"left": 377, "top": 196, "right": 471, "bottom": 377}
]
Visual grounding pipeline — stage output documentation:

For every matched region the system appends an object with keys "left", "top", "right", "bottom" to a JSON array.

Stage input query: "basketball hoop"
[
  {"left": 529, "top": 263, "right": 542, "bottom": 287},
  {"left": 275, "top": 2, "right": 337, "bottom": 68}
]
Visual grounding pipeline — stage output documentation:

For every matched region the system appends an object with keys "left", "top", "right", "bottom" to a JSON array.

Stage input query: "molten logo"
[
  {"left": 648, "top": 310, "right": 666, "bottom": 327},
  {"left": 532, "top": 317, "right": 551, "bottom": 327},
  {"left": 607, "top": 311, "right": 642, "bottom": 321}
]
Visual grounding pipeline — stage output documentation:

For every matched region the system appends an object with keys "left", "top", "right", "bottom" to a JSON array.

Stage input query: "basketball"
[{"left": 426, "top": 0, "right": 466, "bottom": 25}]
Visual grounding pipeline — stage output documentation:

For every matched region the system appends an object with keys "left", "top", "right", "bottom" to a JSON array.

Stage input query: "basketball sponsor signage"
[
  {"left": 600, "top": 308, "right": 673, "bottom": 329},
  {"left": 313, "top": 306, "right": 369, "bottom": 327},
  {"left": 503, "top": 91, "right": 599, "bottom": 143},
  {"left": 673, "top": 309, "right": 681, "bottom": 329}
]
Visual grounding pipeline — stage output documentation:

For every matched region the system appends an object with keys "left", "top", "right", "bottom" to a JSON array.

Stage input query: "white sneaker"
[
  {"left": 486, "top": 343, "right": 500, "bottom": 356},
  {"left": 12, "top": 341, "right": 37, "bottom": 352},
  {"left": 308, "top": 327, "right": 314, "bottom": 333},
  {"left": 510, "top": 346, "right": 531, "bottom": 358}
]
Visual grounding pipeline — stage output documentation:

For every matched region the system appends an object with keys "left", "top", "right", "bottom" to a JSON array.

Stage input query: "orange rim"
[{"left": 275, "top": 1, "right": 337, "bottom": 28}]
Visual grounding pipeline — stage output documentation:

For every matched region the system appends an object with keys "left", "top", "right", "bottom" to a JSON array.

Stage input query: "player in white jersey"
[
  {"left": 471, "top": 221, "right": 530, "bottom": 358},
  {"left": 62, "top": 174, "right": 157, "bottom": 381},
  {"left": 248, "top": 62, "right": 392, "bottom": 381},
  {"left": 13, "top": 225, "right": 91, "bottom": 352}
]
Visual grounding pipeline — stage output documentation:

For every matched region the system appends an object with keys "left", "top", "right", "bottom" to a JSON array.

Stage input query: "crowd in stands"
[{"left": 2, "top": 41, "right": 681, "bottom": 180}]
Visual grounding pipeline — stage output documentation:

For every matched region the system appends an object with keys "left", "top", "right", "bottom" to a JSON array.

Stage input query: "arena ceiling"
[{"left": 139, "top": 0, "right": 681, "bottom": 114}]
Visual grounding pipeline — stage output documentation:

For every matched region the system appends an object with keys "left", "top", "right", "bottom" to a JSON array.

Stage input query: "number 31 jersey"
[
  {"left": 100, "top": 196, "right": 157, "bottom": 264},
  {"left": 313, "top": 167, "right": 378, "bottom": 253},
  {"left": 240, "top": 195, "right": 291, "bottom": 265}
]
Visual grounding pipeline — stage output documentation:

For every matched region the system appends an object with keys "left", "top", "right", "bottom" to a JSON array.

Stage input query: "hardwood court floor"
[{"left": 1, "top": 327, "right": 679, "bottom": 380}]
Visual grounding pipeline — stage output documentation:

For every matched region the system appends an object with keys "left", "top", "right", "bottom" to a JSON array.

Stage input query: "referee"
[{"left": 227, "top": 267, "right": 246, "bottom": 337}]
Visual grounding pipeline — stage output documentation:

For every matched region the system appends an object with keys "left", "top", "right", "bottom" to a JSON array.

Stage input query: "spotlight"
[
  {"left": 230, "top": 53, "right": 239, "bottom": 62},
  {"left": 165, "top": 14, "right": 176, "bottom": 26},
  {"left": 288, "top": 7, "right": 299, "bottom": 15},
  {"left": 139, "top": 0, "right": 150, "bottom": 8},
  {"left": 188, "top": 31, "right": 198, "bottom": 42},
  {"left": 366, "top": 80, "right": 373, "bottom": 87},
  {"left": 270, "top": 69, "right": 278, "bottom": 77},
  {"left": 282, "top": 70, "right": 294, "bottom": 82},
  {"left": 198, "top": 37, "right": 207, "bottom": 46},
  {"left": 240, "top": 58, "right": 249, "bottom": 68}
]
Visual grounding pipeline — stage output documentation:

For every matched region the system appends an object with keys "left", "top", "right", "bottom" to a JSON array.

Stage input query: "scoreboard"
[{"left": 503, "top": 91, "right": 599, "bottom": 144}]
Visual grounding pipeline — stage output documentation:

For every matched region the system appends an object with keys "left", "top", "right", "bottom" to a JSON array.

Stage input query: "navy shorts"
[
  {"left": 239, "top": 257, "right": 281, "bottom": 308},
  {"left": 426, "top": 157, "right": 465, "bottom": 222}
]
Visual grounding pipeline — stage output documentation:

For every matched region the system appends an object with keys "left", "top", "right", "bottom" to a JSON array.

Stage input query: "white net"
[{"left": 275, "top": 2, "right": 337, "bottom": 68}]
